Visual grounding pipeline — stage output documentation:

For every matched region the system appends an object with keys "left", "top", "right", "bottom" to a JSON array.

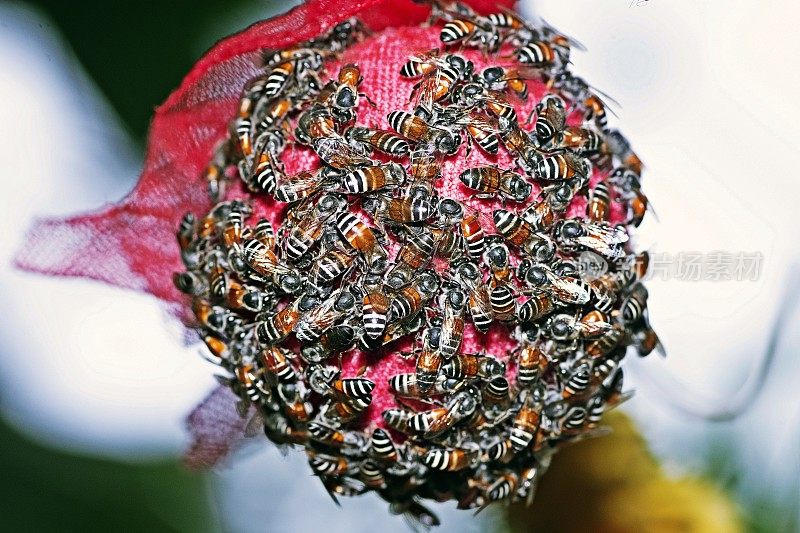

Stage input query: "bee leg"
[{"left": 360, "top": 92, "right": 377, "bottom": 108}]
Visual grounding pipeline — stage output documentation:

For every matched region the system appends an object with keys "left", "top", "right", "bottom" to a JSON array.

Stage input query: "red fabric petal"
[{"left": 14, "top": 0, "right": 514, "bottom": 309}]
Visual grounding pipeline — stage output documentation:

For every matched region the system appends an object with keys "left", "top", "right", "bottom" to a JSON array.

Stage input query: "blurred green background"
[{"left": 1, "top": 2, "right": 280, "bottom": 531}]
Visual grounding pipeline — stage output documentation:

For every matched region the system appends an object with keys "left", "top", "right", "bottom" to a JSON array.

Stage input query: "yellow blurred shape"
[{"left": 502, "top": 412, "right": 742, "bottom": 533}]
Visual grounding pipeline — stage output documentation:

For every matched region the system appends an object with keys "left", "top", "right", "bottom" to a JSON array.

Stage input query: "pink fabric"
[{"left": 15, "top": 0, "right": 631, "bottom": 467}]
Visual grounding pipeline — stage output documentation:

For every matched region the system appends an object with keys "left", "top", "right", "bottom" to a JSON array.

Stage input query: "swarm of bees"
[{"left": 175, "top": 2, "right": 661, "bottom": 528}]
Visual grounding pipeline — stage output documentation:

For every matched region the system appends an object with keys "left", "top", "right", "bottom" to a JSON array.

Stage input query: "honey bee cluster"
[{"left": 174, "top": 2, "right": 661, "bottom": 527}]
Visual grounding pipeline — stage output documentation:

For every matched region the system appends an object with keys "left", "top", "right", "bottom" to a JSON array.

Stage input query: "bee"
[
  {"left": 484, "top": 239, "right": 512, "bottom": 284},
  {"left": 516, "top": 36, "right": 571, "bottom": 69},
  {"left": 202, "top": 335, "right": 230, "bottom": 364},
  {"left": 533, "top": 94, "right": 567, "bottom": 143},
  {"left": 221, "top": 204, "right": 252, "bottom": 249},
  {"left": 458, "top": 166, "right": 532, "bottom": 203},
  {"left": 388, "top": 111, "right": 461, "bottom": 155},
  {"left": 387, "top": 270, "right": 440, "bottom": 323},
  {"left": 259, "top": 346, "right": 297, "bottom": 383},
  {"left": 510, "top": 388, "right": 544, "bottom": 451},
  {"left": 484, "top": 376, "right": 511, "bottom": 406},
  {"left": 458, "top": 209, "right": 486, "bottom": 260},
  {"left": 308, "top": 451, "right": 350, "bottom": 477},
  {"left": 409, "top": 391, "right": 477, "bottom": 438},
  {"left": 517, "top": 343, "right": 550, "bottom": 386},
  {"left": 277, "top": 382, "right": 311, "bottom": 423},
  {"left": 422, "top": 445, "right": 479, "bottom": 471},
  {"left": 274, "top": 168, "right": 330, "bottom": 203},
  {"left": 481, "top": 65, "right": 540, "bottom": 100},
  {"left": 359, "top": 460, "right": 386, "bottom": 490},
  {"left": 555, "top": 219, "right": 628, "bottom": 260},
  {"left": 226, "top": 280, "right": 268, "bottom": 313},
  {"left": 313, "top": 136, "right": 375, "bottom": 169},
  {"left": 634, "top": 324, "right": 665, "bottom": 357},
  {"left": 333, "top": 63, "right": 367, "bottom": 115},
  {"left": 295, "top": 289, "right": 357, "bottom": 343},
  {"left": 547, "top": 312, "right": 613, "bottom": 342},
  {"left": 620, "top": 282, "right": 649, "bottom": 324},
  {"left": 334, "top": 212, "right": 387, "bottom": 272},
  {"left": 177, "top": 212, "right": 196, "bottom": 251},
  {"left": 586, "top": 179, "right": 611, "bottom": 222},
  {"left": 255, "top": 96, "right": 293, "bottom": 130},
  {"left": 193, "top": 298, "right": 241, "bottom": 335},
  {"left": 285, "top": 194, "right": 345, "bottom": 262},
  {"left": 173, "top": 271, "right": 205, "bottom": 296},
  {"left": 407, "top": 146, "right": 442, "bottom": 198},
  {"left": 606, "top": 129, "right": 643, "bottom": 175},
  {"left": 583, "top": 93, "right": 612, "bottom": 131},
  {"left": 235, "top": 364, "right": 268, "bottom": 406},
  {"left": 493, "top": 209, "right": 556, "bottom": 261},
  {"left": 323, "top": 396, "right": 371, "bottom": 424},
  {"left": 375, "top": 194, "right": 433, "bottom": 225},
  {"left": 400, "top": 49, "right": 441, "bottom": 78},
  {"left": 484, "top": 437, "right": 514, "bottom": 463},
  {"left": 382, "top": 408, "right": 415, "bottom": 435},
  {"left": 263, "top": 412, "right": 309, "bottom": 446},
  {"left": 263, "top": 60, "right": 297, "bottom": 98},
  {"left": 585, "top": 324, "right": 625, "bottom": 358},
  {"left": 307, "top": 422, "right": 365, "bottom": 449},
  {"left": 300, "top": 324, "right": 357, "bottom": 364},
  {"left": 563, "top": 360, "right": 593, "bottom": 398},
  {"left": 517, "top": 291, "right": 556, "bottom": 323},
  {"left": 410, "top": 59, "right": 461, "bottom": 110},
  {"left": 441, "top": 352, "right": 505, "bottom": 381},
  {"left": 310, "top": 245, "right": 355, "bottom": 286},
  {"left": 233, "top": 116, "right": 254, "bottom": 158},
  {"left": 516, "top": 260, "right": 590, "bottom": 305},
  {"left": 452, "top": 260, "right": 494, "bottom": 332},
  {"left": 483, "top": 472, "right": 518, "bottom": 504},
  {"left": 415, "top": 325, "right": 443, "bottom": 393},
  {"left": 499, "top": 122, "right": 539, "bottom": 171},
  {"left": 309, "top": 366, "right": 376, "bottom": 401},
  {"left": 389, "top": 372, "right": 457, "bottom": 398},
  {"left": 438, "top": 286, "right": 467, "bottom": 358},
  {"left": 585, "top": 395, "right": 605, "bottom": 427},
  {"left": 440, "top": 18, "right": 500, "bottom": 52},
  {"left": 241, "top": 238, "right": 304, "bottom": 293},
  {"left": 358, "top": 275, "right": 390, "bottom": 340},
  {"left": 561, "top": 406, "right": 588, "bottom": 433},
  {"left": 335, "top": 163, "right": 405, "bottom": 194},
  {"left": 295, "top": 106, "right": 338, "bottom": 144},
  {"left": 389, "top": 499, "right": 441, "bottom": 530},
  {"left": 535, "top": 152, "right": 590, "bottom": 183},
  {"left": 257, "top": 292, "right": 318, "bottom": 345},
  {"left": 459, "top": 109, "right": 501, "bottom": 155},
  {"left": 559, "top": 126, "right": 607, "bottom": 155},
  {"left": 346, "top": 126, "right": 410, "bottom": 156},
  {"left": 370, "top": 428, "right": 400, "bottom": 463}
]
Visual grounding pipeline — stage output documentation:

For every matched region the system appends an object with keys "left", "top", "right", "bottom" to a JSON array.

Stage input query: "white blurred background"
[{"left": 1, "top": 0, "right": 798, "bottom": 530}]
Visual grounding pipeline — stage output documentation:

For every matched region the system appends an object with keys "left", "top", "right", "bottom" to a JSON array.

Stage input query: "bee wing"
[
  {"left": 464, "top": 109, "right": 500, "bottom": 132},
  {"left": 244, "top": 410, "right": 264, "bottom": 437},
  {"left": 578, "top": 319, "right": 614, "bottom": 338},
  {"left": 546, "top": 272, "right": 590, "bottom": 305},
  {"left": 584, "top": 223, "right": 629, "bottom": 244},
  {"left": 502, "top": 66, "right": 545, "bottom": 82},
  {"left": 315, "top": 137, "right": 373, "bottom": 169},
  {"left": 574, "top": 235, "right": 625, "bottom": 259},
  {"left": 469, "top": 285, "right": 494, "bottom": 319}
]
